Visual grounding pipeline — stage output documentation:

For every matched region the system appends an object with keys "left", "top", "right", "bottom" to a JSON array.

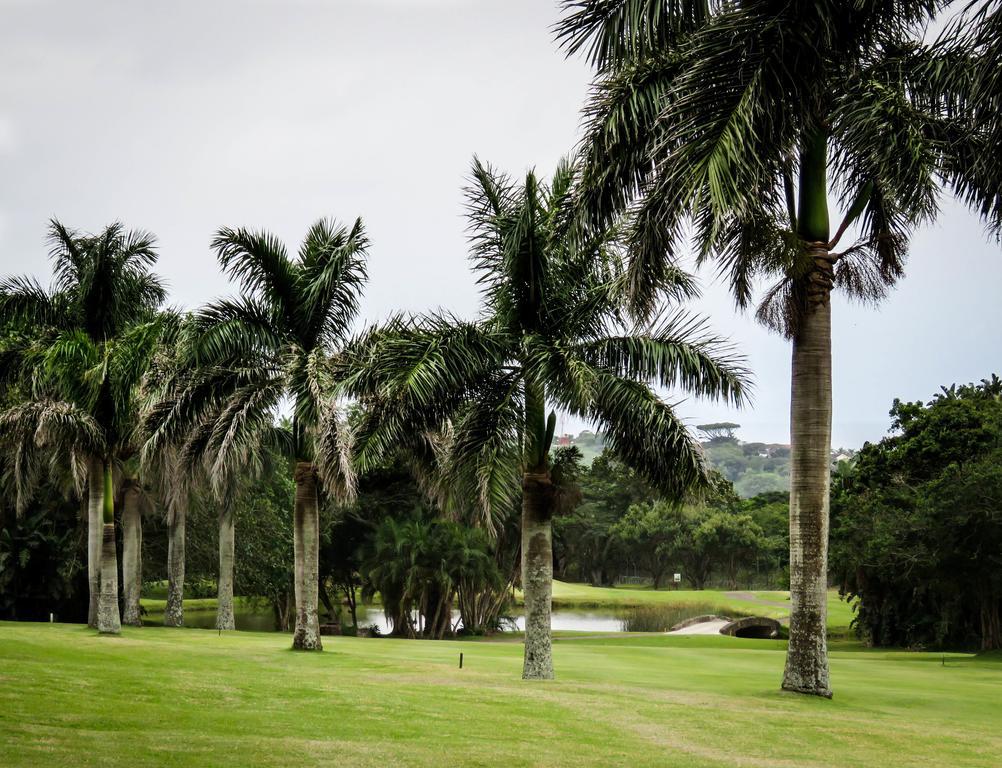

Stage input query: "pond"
[{"left": 142, "top": 601, "right": 743, "bottom": 635}]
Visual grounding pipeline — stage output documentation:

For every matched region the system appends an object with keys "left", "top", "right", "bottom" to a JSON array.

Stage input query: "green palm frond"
[
  {"left": 211, "top": 226, "right": 299, "bottom": 325},
  {"left": 0, "top": 276, "right": 72, "bottom": 332},
  {"left": 193, "top": 296, "right": 285, "bottom": 365},
  {"left": 573, "top": 53, "right": 680, "bottom": 234},
  {"left": 588, "top": 373, "right": 707, "bottom": 498},
  {"left": 445, "top": 371, "right": 524, "bottom": 531},
  {"left": 339, "top": 315, "right": 506, "bottom": 471},
  {"left": 299, "top": 217, "right": 369, "bottom": 348},
  {"left": 575, "top": 309, "right": 748, "bottom": 405},
  {"left": 555, "top": 0, "right": 715, "bottom": 71},
  {"left": 709, "top": 213, "right": 802, "bottom": 310},
  {"left": 930, "top": 0, "right": 1002, "bottom": 236}
]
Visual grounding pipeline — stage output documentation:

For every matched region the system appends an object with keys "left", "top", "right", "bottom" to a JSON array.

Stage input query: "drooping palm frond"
[
  {"left": 587, "top": 374, "right": 708, "bottom": 498},
  {"left": 336, "top": 315, "right": 508, "bottom": 471},
  {"left": 0, "top": 275, "right": 72, "bottom": 332},
  {"left": 555, "top": 0, "right": 715, "bottom": 72},
  {"left": 928, "top": 0, "right": 1002, "bottom": 236},
  {"left": 572, "top": 52, "right": 681, "bottom": 234},
  {"left": 192, "top": 297, "right": 285, "bottom": 365},
  {"left": 444, "top": 371, "right": 524, "bottom": 531},
  {"left": 573, "top": 309, "right": 748, "bottom": 405},
  {"left": 211, "top": 227, "right": 299, "bottom": 329},
  {"left": 0, "top": 399, "right": 105, "bottom": 512},
  {"left": 314, "top": 402, "right": 357, "bottom": 504}
]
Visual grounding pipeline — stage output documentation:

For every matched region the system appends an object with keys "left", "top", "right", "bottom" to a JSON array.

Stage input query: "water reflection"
[
  {"left": 142, "top": 605, "right": 631, "bottom": 634},
  {"left": 142, "top": 601, "right": 734, "bottom": 635}
]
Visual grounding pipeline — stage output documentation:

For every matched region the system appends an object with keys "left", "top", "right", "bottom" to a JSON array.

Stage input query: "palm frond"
[
  {"left": 0, "top": 399, "right": 106, "bottom": 512},
  {"left": 587, "top": 374, "right": 708, "bottom": 498},
  {"left": 575, "top": 309, "right": 749, "bottom": 405},
  {"left": 211, "top": 226, "right": 299, "bottom": 324},
  {"left": 555, "top": 0, "right": 715, "bottom": 71},
  {"left": 299, "top": 216, "right": 369, "bottom": 349}
]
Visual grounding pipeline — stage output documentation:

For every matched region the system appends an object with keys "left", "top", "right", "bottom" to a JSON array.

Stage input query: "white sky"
[{"left": 1, "top": 0, "right": 999, "bottom": 449}]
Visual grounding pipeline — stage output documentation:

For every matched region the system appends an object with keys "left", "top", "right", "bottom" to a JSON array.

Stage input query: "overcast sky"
[{"left": 2, "top": 0, "right": 999, "bottom": 448}]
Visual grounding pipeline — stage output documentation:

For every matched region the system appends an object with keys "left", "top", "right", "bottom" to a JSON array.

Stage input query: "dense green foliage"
[
  {"left": 0, "top": 482, "right": 86, "bottom": 622},
  {"left": 831, "top": 377, "right": 1002, "bottom": 651},
  {"left": 554, "top": 449, "right": 788, "bottom": 589}
]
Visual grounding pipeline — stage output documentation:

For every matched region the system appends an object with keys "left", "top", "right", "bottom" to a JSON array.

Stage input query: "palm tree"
[
  {"left": 558, "top": 0, "right": 956, "bottom": 698},
  {"left": 336, "top": 157, "right": 747, "bottom": 678},
  {"left": 0, "top": 220, "right": 167, "bottom": 632},
  {"left": 931, "top": 0, "right": 1002, "bottom": 235},
  {"left": 143, "top": 218, "right": 365, "bottom": 650}
]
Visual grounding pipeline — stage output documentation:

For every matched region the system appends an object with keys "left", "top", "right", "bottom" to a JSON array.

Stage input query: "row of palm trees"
[
  {"left": 0, "top": 159, "right": 747, "bottom": 676},
  {"left": 1, "top": 0, "right": 999, "bottom": 699}
]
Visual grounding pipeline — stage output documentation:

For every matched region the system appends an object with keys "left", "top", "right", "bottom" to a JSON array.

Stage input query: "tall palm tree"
[
  {"left": 559, "top": 0, "right": 955, "bottom": 698},
  {"left": 335, "top": 157, "right": 747, "bottom": 679},
  {"left": 144, "top": 218, "right": 365, "bottom": 650},
  {"left": 0, "top": 220, "right": 167, "bottom": 632}
]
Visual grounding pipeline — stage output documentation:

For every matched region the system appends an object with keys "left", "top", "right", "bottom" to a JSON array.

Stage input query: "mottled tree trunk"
[
  {"left": 164, "top": 502, "right": 186, "bottom": 627},
  {"left": 216, "top": 505, "right": 236, "bottom": 631},
  {"left": 96, "top": 461, "right": 121, "bottom": 634},
  {"left": 782, "top": 244, "right": 834, "bottom": 698},
  {"left": 86, "top": 456, "right": 103, "bottom": 629},
  {"left": 292, "top": 462, "right": 322, "bottom": 650},
  {"left": 521, "top": 471, "right": 555, "bottom": 680},
  {"left": 121, "top": 484, "right": 143, "bottom": 626}
]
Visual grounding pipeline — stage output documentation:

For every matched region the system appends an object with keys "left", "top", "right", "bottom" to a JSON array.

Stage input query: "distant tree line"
[
  {"left": 553, "top": 448, "right": 789, "bottom": 590},
  {"left": 830, "top": 376, "right": 1002, "bottom": 651}
]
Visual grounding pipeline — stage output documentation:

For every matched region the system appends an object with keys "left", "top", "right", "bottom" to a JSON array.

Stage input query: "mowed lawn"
[{"left": 1, "top": 623, "right": 999, "bottom": 767}]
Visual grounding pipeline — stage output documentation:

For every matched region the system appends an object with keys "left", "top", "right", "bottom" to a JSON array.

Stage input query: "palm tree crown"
[
  {"left": 145, "top": 218, "right": 367, "bottom": 481},
  {"left": 143, "top": 216, "right": 368, "bottom": 650},
  {"left": 0, "top": 219, "right": 169, "bottom": 633},
  {"left": 336, "top": 156, "right": 748, "bottom": 678},
  {"left": 340, "top": 157, "right": 746, "bottom": 517}
]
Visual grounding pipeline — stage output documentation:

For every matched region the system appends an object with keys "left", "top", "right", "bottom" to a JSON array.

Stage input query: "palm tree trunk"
[
  {"left": 521, "top": 470, "right": 555, "bottom": 680},
  {"left": 96, "top": 461, "right": 121, "bottom": 634},
  {"left": 781, "top": 243, "right": 834, "bottom": 698},
  {"left": 164, "top": 501, "right": 186, "bottom": 627},
  {"left": 216, "top": 504, "right": 236, "bottom": 631},
  {"left": 292, "top": 462, "right": 322, "bottom": 650},
  {"left": 121, "top": 484, "right": 143, "bottom": 626},
  {"left": 86, "top": 456, "right": 103, "bottom": 629}
]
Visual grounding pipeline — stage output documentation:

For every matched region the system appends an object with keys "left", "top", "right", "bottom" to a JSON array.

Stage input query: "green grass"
[{"left": 1, "top": 622, "right": 998, "bottom": 767}]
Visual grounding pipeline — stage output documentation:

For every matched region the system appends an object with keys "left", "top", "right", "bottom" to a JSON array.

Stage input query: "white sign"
[{"left": 673, "top": 573, "right": 682, "bottom": 583}]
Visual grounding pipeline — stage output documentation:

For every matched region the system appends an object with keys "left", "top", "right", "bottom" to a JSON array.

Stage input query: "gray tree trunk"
[
  {"left": 97, "top": 521, "right": 121, "bottom": 633},
  {"left": 521, "top": 471, "right": 554, "bottom": 680},
  {"left": 86, "top": 457, "right": 103, "bottom": 629},
  {"left": 216, "top": 505, "right": 236, "bottom": 631},
  {"left": 292, "top": 462, "right": 322, "bottom": 650},
  {"left": 164, "top": 502, "right": 186, "bottom": 627},
  {"left": 121, "top": 484, "right": 143, "bottom": 626},
  {"left": 782, "top": 245, "right": 834, "bottom": 698}
]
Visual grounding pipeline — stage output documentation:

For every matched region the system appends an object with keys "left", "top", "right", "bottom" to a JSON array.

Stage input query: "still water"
[{"left": 143, "top": 604, "right": 634, "bottom": 634}]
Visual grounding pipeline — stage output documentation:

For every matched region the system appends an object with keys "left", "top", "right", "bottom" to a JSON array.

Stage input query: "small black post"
[{"left": 459, "top": 652, "right": 464, "bottom": 669}]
